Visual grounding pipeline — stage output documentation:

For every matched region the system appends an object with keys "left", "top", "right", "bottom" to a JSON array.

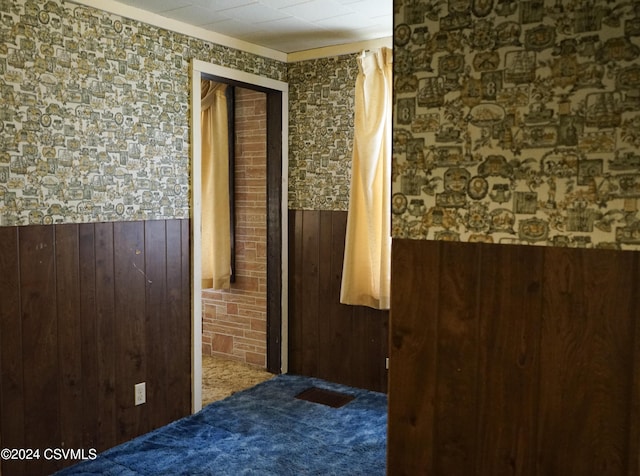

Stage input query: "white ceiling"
[{"left": 112, "top": 0, "right": 393, "bottom": 54}]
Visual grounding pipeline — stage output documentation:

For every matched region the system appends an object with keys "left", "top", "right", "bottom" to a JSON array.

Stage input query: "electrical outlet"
[{"left": 134, "top": 382, "right": 146, "bottom": 406}]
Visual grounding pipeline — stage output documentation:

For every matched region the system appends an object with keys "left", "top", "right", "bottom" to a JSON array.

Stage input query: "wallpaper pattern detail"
[
  {"left": 0, "top": 0, "right": 286, "bottom": 226},
  {"left": 287, "top": 55, "right": 358, "bottom": 211},
  {"left": 392, "top": 0, "right": 640, "bottom": 250}
]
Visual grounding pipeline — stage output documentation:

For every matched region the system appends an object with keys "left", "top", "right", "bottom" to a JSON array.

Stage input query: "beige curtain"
[
  {"left": 201, "top": 80, "right": 231, "bottom": 290},
  {"left": 340, "top": 47, "right": 392, "bottom": 310}
]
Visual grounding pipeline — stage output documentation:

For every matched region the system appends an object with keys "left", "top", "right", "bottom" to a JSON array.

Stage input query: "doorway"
[{"left": 190, "top": 59, "right": 289, "bottom": 413}]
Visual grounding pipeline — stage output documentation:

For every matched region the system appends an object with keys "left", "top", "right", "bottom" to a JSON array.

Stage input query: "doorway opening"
[
  {"left": 190, "top": 59, "right": 289, "bottom": 412},
  {"left": 201, "top": 84, "right": 271, "bottom": 406}
]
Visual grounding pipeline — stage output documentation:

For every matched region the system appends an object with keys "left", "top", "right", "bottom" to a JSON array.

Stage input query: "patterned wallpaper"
[
  {"left": 392, "top": 0, "right": 640, "bottom": 250},
  {"left": 287, "top": 55, "right": 358, "bottom": 211},
  {"left": 0, "top": 0, "right": 286, "bottom": 226}
]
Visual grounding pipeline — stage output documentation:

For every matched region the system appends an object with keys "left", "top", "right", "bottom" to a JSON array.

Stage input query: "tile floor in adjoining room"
[{"left": 202, "top": 354, "right": 273, "bottom": 407}]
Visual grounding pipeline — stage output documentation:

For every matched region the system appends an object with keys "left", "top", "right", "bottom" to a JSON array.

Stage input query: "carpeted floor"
[
  {"left": 55, "top": 374, "right": 387, "bottom": 475},
  {"left": 202, "top": 354, "right": 273, "bottom": 406}
]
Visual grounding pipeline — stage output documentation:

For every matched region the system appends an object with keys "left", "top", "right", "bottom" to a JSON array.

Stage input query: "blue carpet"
[{"left": 55, "top": 374, "right": 387, "bottom": 476}]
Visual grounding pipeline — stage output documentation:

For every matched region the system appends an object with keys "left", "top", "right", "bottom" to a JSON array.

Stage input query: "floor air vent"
[{"left": 295, "top": 387, "right": 355, "bottom": 408}]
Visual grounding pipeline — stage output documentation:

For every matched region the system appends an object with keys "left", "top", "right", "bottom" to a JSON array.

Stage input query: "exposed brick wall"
[{"left": 202, "top": 87, "right": 267, "bottom": 367}]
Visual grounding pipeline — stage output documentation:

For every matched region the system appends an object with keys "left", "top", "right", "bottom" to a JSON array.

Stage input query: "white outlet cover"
[{"left": 135, "top": 382, "right": 146, "bottom": 405}]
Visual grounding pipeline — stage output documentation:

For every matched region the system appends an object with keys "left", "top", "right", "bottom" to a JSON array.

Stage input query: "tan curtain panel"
[
  {"left": 340, "top": 48, "right": 393, "bottom": 310},
  {"left": 201, "top": 80, "right": 231, "bottom": 290}
]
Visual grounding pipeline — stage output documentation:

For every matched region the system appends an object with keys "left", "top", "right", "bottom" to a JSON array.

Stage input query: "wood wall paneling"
[
  {"left": 167, "top": 219, "right": 192, "bottom": 422},
  {"left": 56, "top": 225, "right": 83, "bottom": 474},
  {"left": 114, "top": 221, "right": 148, "bottom": 442},
  {"left": 434, "top": 241, "right": 480, "bottom": 474},
  {"left": 475, "top": 243, "right": 543, "bottom": 476},
  {"left": 145, "top": 220, "right": 168, "bottom": 432},
  {"left": 288, "top": 209, "right": 389, "bottom": 393},
  {"left": 537, "top": 247, "right": 636, "bottom": 475},
  {"left": 388, "top": 238, "right": 440, "bottom": 475},
  {"left": 388, "top": 239, "right": 640, "bottom": 476},
  {"left": 94, "top": 222, "right": 118, "bottom": 451},
  {"left": 20, "top": 226, "right": 59, "bottom": 475},
  {"left": 78, "top": 223, "right": 99, "bottom": 450},
  {"left": 0, "top": 227, "right": 25, "bottom": 476},
  {"left": 0, "top": 220, "right": 191, "bottom": 476}
]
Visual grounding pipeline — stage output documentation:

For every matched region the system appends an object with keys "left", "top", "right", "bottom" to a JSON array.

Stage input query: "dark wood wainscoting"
[
  {"left": 0, "top": 220, "right": 191, "bottom": 476},
  {"left": 388, "top": 238, "right": 640, "bottom": 476},
  {"left": 288, "top": 209, "right": 389, "bottom": 393}
]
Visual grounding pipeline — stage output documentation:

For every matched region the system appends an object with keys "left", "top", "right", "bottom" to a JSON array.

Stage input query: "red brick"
[
  {"left": 212, "top": 334, "right": 234, "bottom": 354},
  {"left": 245, "top": 352, "right": 266, "bottom": 367}
]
